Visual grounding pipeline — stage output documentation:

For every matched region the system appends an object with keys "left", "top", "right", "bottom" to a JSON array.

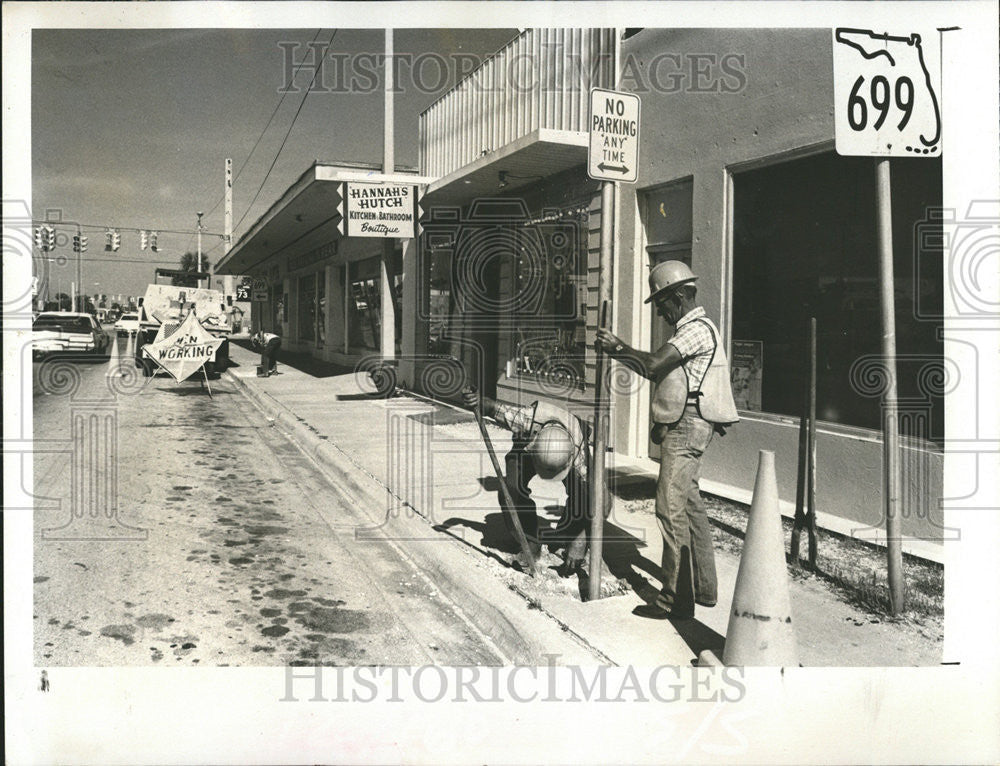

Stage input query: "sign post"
[
  {"left": 832, "top": 28, "right": 943, "bottom": 616},
  {"left": 586, "top": 87, "right": 640, "bottom": 601}
]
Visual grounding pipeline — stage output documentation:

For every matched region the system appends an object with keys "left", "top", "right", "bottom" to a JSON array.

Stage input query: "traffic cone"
[
  {"left": 125, "top": 330, "right": 135, "bottom": 358},
  {"left": 106, "top": 331, "right": 120, "bottom": 376},
  {"left": 702, "top": 450, "right": 799, "bottom": 667}
]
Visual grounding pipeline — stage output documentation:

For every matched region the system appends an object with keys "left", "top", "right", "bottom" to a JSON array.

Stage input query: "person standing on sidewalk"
[
  {"left": 461, "top": 391, "right": 604, "bottom": 572},
  {"left": 251, "top": 329, "right": 281, "bottom": 377},
  {"left": 597, "top": 261, "right": 739, "bottom": 620}
]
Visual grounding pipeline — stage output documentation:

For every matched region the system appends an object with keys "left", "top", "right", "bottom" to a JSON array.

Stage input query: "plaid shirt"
[
  {"left": 492, "top": 402, "right": 589, "bottom": 476},
  {"left": 667, "top": 307, "right": 716, "bottom": 392}
]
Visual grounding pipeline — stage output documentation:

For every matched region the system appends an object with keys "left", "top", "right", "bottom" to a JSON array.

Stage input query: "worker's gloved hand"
[{"left": 461, "top": 387, "right": 479, "bottom": 409}]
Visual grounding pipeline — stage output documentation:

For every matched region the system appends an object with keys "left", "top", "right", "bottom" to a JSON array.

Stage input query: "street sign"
[
  {"left": 236, "top": 284, "right": 250, "bottom": 301},
  {"left": 588, "top": 88, "right": 640, "bottom": 183},
  {"left": 251, "top": 277, "right": 268, "bottom": 302},
  {"left": 338, "top": 182, "right": 418, "bottom": 238},
  {"left": 832, "top": 28, "right": 942, "bottom": 157}
]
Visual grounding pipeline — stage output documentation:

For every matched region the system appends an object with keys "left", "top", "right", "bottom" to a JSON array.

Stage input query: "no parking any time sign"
[{"left": 588, "top": 88, "right": 640, "bottom": 183}]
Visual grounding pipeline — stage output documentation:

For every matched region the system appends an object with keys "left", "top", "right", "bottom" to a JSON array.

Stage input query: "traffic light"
[
  {"left": 140, "top": 230, "right": 148, "bottom": 250},
  {"left": 112, "top": 230, "right": 121, "bottom": 251},
  {"left": 80, "top": 235, "right": 88, "bottom": 252},
  {"left": 73, "top": 234, "right": 81, "bottom": 253},
  {"left": 149, "top": 231, "right": 159, "bottom": 251},
  {"left": 105, "top": 229, "right": 114, "bottom": 251},
  {"left": 37, "top": 226, "right": 55, "bottom": 252}
]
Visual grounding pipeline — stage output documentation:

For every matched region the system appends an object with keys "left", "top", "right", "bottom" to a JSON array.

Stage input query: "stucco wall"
[{"left": 615, "top": 28, "right": 944, "bottom": 543}]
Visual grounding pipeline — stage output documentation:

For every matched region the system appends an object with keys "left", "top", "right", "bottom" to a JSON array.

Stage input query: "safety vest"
[{"left": 651, "top": 318, "right": 740, "bottom": 426}]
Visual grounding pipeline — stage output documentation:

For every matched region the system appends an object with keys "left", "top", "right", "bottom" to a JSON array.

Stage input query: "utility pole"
[
  {"left": 225, "top": 158, "right": 233, "bottom": 255},
  {"left": 197, "top": 211, "right": 204, "bottom": 289},
  {"left": 380, "top": 28, "right": 396, "bottom": 361}
]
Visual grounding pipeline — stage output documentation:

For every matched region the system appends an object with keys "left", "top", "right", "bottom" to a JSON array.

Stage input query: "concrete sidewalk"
[{"left": 224, "top": 342, "right": 941, "bottom": 666}]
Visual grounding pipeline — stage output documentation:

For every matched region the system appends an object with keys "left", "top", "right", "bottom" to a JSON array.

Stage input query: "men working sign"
[{"left": 143, "top": 310, "right": 224, "bottom": 382}]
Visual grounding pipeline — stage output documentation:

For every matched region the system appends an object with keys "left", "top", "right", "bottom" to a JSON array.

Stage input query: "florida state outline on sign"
[{"left": 833, "top": 28, "right": 942, "bottom": 157}]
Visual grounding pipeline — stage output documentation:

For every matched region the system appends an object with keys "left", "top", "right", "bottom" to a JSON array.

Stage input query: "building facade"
[{"left": 218, "top": 28, "right": 945, "bottom": 555}]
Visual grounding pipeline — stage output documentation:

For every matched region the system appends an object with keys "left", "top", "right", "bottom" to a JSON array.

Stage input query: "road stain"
[
  {"left": 264, "top": 588, "right": 307, "bottom": 600},
  {"left": 172, "top": 485, "right": 193, "bottom": 491},
  {"left": 260, "top": 608, "right": 282, "bottom": 618},
  {"left": 243, "top": 525, "right": 290, "bottom": 537},
  {"left": 136, "top": 613, "right": 176, "bottom": 630},
  {"left": 261, "top": 625, "right": 290, "bottom": 637},
  {"left": 100, "top": 624, "right": 137, "bottom": 645},
  {"left": 229, "top": 557, "right": 254, "bottom": 566},
  {"left": 34, "top": 576, "right": 50, "bottom": 583}
]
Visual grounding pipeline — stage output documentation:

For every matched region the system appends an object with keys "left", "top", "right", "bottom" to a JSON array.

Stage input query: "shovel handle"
[{"left": 472, "top": 402, "right": 539, "bottom": 577}]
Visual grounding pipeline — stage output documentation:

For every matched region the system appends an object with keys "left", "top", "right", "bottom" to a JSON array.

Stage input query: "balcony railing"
[{"left": 419, "top": 28, "right": 615, "bottom": 178}]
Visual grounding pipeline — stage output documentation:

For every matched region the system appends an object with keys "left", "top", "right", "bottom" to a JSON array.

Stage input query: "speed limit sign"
[{"left": 832, "top": 28, "right": 942, "bottom": 157}]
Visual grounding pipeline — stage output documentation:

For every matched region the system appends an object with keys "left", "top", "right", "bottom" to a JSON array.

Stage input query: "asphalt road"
[{"left": 32, "top": 338, "right": 510, "bottom": 666}]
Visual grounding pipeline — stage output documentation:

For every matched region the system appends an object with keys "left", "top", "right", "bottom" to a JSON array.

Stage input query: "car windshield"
[
  {"left": 120, "top": 314, "right": 137, "bottom": 321},
  {"left": 34, "top": 316, "right": 93, "bottom": 332}
]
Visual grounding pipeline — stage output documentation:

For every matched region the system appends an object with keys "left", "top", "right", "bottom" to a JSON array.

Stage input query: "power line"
[
  {"left": 203, "top": 28, "right": 326, "bottom": 222},
  {"left": 234, "top": 29, "right": 339, "bottom": 234}
]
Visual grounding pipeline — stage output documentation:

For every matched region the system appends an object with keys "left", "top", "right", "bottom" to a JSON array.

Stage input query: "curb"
[{"left": 224, "top": 367, "right": 613, "bottom": 665}]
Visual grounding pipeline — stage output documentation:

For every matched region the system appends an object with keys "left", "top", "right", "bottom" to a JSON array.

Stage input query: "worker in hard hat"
[
  {"left": 462, "top": 390, "right": 601, "bottom": 573},
  {"left": 597, "top": 260, "right": 738, "bottom": 620}
]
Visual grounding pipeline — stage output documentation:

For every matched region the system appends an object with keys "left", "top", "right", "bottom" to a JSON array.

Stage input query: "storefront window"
[
  {"left": 421, "top": 172, "right": 596, "bottom": 396},
  {"left": 317, "top": 271, "right": 326, "bottom": 346},
  {"left": 506, "top": 205, "right": 588, "bottom": 390},
  {"left": 348, "top": 257, "right": 381, "bottom": 350},
  {"left": 298, "top": 273, "right": 316, "bottom": 342},
  {"left": 731, "top": 151, "right": 943, "bottom": 440}
]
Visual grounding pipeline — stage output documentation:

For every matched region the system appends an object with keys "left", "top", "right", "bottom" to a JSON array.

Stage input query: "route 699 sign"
[{"left": 832, "top": 28, "right": 942, "bottom": 157}]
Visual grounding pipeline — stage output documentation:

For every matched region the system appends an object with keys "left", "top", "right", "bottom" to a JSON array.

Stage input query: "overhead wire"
[
  {"left": 233, "top": 28, "right": 339, "bottom": 234},
  {"left": 202, "top": 28, "right": 326, "bottom": 222}
]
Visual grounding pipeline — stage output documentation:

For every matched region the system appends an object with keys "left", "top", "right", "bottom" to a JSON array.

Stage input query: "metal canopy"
[
  {"left": 215, "top": 162, "right": 434, "bottom": 276},
  {"left": 420, "top": 128, "right": 589, "bottom": 206}
]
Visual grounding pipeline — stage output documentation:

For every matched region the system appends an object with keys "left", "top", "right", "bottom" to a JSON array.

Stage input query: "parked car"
[
  {"left": 32, "top": 312, "right": 110, "bottom": 359},
  {"left": 115, "top": 312, "right": 141, "bottom": 336}
]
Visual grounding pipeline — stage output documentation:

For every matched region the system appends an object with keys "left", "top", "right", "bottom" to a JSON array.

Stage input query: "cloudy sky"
[{"left": 31, "top": 27, "right": 515, "bottom": 298}]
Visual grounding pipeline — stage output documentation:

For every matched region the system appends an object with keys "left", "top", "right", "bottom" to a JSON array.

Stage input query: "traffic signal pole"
[{"left": 76, "top": 224, "right": 83, "bottom": 311}]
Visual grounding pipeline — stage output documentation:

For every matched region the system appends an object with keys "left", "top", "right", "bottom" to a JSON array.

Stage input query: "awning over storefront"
[
  {"left": 216, "top": 162, "right": 435, "bottom": 275},
  {"left": 421, "top": 128, "right": 588, "bottom": 205}
]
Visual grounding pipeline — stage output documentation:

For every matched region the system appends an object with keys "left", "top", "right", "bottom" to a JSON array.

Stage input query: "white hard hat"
[
  {"left": 645, "top": 260, "right": 698, "bottom": 304},
  {"left": 527, "top": 422, "right": 577, "bottom": 482}
]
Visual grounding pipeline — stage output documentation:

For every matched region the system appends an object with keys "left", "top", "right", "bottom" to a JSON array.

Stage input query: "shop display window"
[
  {"left": 731, "top": 151, "right": 943, "bottom": 440},
  {"left": 317, "top": 271, "right": 326, "bottom": 346},
  {"left": 348, "top": 257, "right": 381, "bottom": 351},
  {"left": 298, "top": 273, "right": 316, "bottom": 342}
]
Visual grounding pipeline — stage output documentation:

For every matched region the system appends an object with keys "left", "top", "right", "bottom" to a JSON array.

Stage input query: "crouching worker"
[
  {"left": 462, "top": 390, "right": 608, "bottom": 573},
  {"left": 251, "top": 330, "right": 281, "bottom": 377}
]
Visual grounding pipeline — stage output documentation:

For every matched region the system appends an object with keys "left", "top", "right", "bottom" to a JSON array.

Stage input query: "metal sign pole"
[
  {"left": 876, "top": 158, "right": 905, "bottom": 615},
  {"left": 588, "top": 181, "right": 615, "bottom": 601}
]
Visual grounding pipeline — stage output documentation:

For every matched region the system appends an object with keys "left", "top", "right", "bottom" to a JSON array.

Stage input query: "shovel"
[{"left": 471, "top": 397, "right": 539, "bottom": 577}]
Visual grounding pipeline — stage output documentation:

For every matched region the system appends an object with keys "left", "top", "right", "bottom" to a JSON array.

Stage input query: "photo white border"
[{"left": 5, "top": 2, "right": 999, "bottom": 764}]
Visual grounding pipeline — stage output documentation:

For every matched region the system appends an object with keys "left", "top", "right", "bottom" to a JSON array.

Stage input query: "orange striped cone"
[{"left": 720, "top": 450, "right": 799, "bottom": 666}]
